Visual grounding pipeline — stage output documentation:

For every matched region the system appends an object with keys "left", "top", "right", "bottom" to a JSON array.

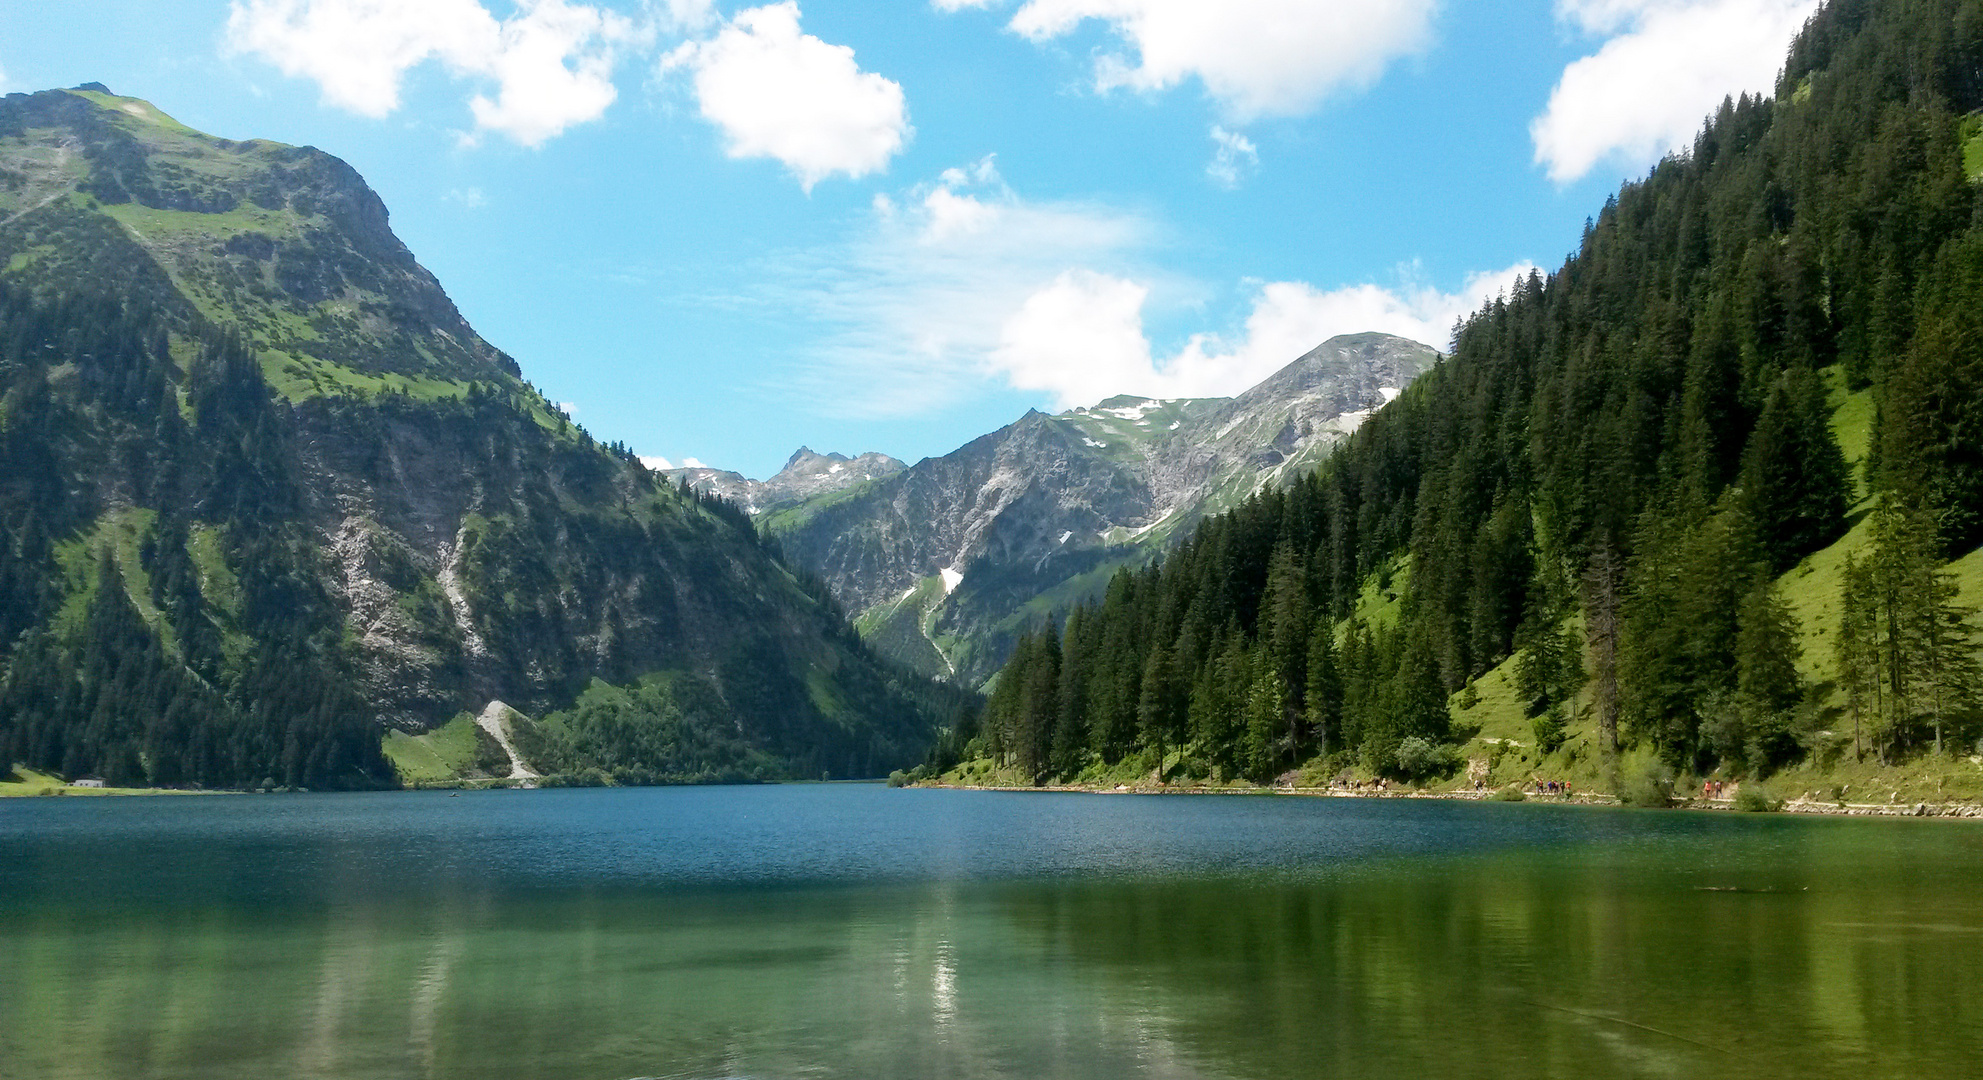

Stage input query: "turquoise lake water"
[{"left": 2, "top": 785, "right": 1980, "bottom": 1079}]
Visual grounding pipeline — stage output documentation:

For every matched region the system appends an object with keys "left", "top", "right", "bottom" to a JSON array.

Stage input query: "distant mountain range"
[
  {"left": 668, "top": 448, "right": 908, "bottom": 516},
  {"left": 671, "top": 333, "right": 1439, "bottom": 683}
]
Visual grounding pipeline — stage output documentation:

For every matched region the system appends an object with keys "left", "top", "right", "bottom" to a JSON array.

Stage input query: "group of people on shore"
[{"left": 1701, "top": 779, "right": 1730, "bottom": 800}]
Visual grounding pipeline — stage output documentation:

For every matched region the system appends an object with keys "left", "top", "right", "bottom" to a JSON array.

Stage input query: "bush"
[
  {"left": 1488, "top": 786, "right": 1527, "bottom": 802},
  {"left": 1735, "top": 783, "right": 1783, "bottom": 812},
  {"left": 1393, "top": 737, "right": 1460, "bottom": 781},
  {"left": 1531, "top": 710, "right": 1566, "bottom": 755}
]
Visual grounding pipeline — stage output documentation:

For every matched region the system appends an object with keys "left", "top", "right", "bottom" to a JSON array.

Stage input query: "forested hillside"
[
  {"left": 0, "top": 87, "right": 966, "bottom": 790},
  {"left": 965, "top": 0, "right": 1983, "bottom": 789}
]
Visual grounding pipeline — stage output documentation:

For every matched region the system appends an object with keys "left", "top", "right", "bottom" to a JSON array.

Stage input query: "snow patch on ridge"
[{"left": 940, "top": 567, "right": 963, "bottom": 594}]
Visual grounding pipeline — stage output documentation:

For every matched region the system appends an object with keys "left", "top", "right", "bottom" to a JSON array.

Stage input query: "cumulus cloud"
[
  {"left": 444, "top": 186, "right": 488, "bottom": 208},
  {"left": 662, "top": 2, "right": 910, "bottom": 189},
  {"left": 225, "top": 0, "right": 646, "bottom": 146},
  {"left": 772, "top": 161, "right": 1535, "bottom": 416},
  {"left": 1206, "top": 126, "right": 1257, "bottom": 188},
  {"left": 638, "top": 454, "right": 710, "bottom": 470},
  {"left": 465, "top": 0, "right": 642, "bottom": 145},
  {"left": 990, "top": 262, "right": 1539, "bottom": 409},
  {"left": 1000, "top": 0, "right": 1438, "bottom": 119},
  {"left": 1533, "top": 0, "right": 1819, "bottom": 182},
  {"left": 769, "top": 160, "right": 1159, "bottom": 416}
]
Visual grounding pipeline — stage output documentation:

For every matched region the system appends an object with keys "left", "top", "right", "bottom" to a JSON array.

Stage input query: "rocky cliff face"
[
  {"left": 0, "top": 87, "right": 943, "bottom": 788},
  {"left": 693, "top": 333, "right": 1439, "bottom": 683}
]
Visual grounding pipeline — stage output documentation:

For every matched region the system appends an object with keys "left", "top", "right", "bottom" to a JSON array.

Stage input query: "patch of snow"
[
  {"left": 940, "top": 567, "right": 964, "bottom": 594},
  {"left": 1102, "top": 401, "right": 1163, "bottom": 421},
  {"left": 901, "top": 584, "right": 920, "bottom": 600},
  {"left": 1378, "top": 386, "right": 1401, "bottom": 403},
  {"left": 829, "top": 463, "right": 843, "bottom": 474},
  {"left": 1057, "top": 530, "right": 1072, "bottom": 545},
  {"left": 1168, "top": 421, "right": 1181, "bottom": 430},
  {"left": 1327, "top": 408, "right": 1373, "bottom": 436},
  {"left": 1082, "top": 437, "right": 1108, "bottom": 449}
]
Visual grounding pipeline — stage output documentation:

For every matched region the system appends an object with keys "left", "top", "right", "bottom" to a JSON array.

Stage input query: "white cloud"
[
  {"left": 661, "top": 0, "right": 718, "bottom": 31},
  {"left": 0, "top": 63, "right": 12, "bottom": 93},
  {"left": 1532, "top": 0, "right": 1819, "bottom": 182},
  {"left": 766, "top": 161, "right": 1159, "bottom": 417},
  {"left": 992, "top": 271, "right": 1155, "bottom": 407},
  {"left": 465, "top": 0, "right": 643, "bottom": 146},
  {"left": 225, "top": 0, "right": 644, "bottom": 146},
  {"left": 770, "top": 161, "right": 1535, "bottom": 416},
  {"left": 1002, "top": 0, "right": 1438, "bottom": 120},
  {"left": 444, "top": 186, "right": 487, "bottom": 208},
  {"left": 639, "top": 454, "right": 708, "bottom": 470},
  {"left": 989, "top": 262, "right": 1538, "bottom": 409},
  {"left": 662, "top": 2, "right": 910, "bottom": 189},
  {"left": 1206, "top": 126, "right": 1257, "bottom": 188}
]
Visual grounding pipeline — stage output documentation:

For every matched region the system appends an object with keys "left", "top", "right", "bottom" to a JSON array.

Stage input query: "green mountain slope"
[
  {"left": 967, "top": 0, "right": 1983, "bottom": 791},
  {"left": 0, "top": 86, "right": 962, "bottom": 789}
]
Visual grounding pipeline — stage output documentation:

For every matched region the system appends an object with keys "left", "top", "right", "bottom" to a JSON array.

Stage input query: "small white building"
[{"left": 70, "top": 778, "right": 105, "bottom": 789}]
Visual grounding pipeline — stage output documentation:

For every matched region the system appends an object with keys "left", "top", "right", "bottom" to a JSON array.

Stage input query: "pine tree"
[
  {"left": 1136, "top": 644, "right": 1183, "bottom": 782},
  {"left": 1839, "top": 501, "right": 1981, "bottom": 762},
  {"left": 1304, "top": 622, "right": 1342, "bottom": 759},
  {"left": 1741, "top": 366, "right": 1850, "bottom": 572},
  {"left": 1242, "top": 647, "right": 1282, "bottom": 782},
  {"left": 1733, "top": 580, "right": 1803, "bottom": 770}
]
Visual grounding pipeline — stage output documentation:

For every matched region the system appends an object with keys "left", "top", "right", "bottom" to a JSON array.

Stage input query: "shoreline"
[{"left": 915, "top": 781, "right": 1983, "bottom": 818}]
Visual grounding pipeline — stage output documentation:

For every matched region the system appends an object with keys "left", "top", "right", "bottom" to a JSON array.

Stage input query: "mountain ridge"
[
  {"left": 0, "top": 86, "right": 957, "bottom": 789},
  {"left": 676, "top": 332, "right": 1439, "bottom": 683}
]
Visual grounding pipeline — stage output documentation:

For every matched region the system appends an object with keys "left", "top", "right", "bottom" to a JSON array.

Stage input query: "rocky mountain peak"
[
  {"left": 669, "top": 446, "right": 907, "bottom": 516},
  {"left": 765, "top": 331, "right": 1442, "bottom": 683},
  {"left": 0, "top": 87, "right": 518, "bottom": 387}
]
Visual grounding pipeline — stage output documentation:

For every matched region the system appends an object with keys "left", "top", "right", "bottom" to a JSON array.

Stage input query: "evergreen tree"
[
  {"left": 1731, "top": 580, "right": 1803, "bottom": 771},
  {"left": 1304, "top": 622, "right": 1342, "bottom": 759},
  {"left": 1137, "top": 643, "right": 1184, "bottom": 782},
  {"left": 1741, "top": 366, "right": 1850, "bottom": 572}
]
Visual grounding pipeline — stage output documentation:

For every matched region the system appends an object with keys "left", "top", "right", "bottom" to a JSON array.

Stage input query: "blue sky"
[{"left": 2, "top": 0, "right": 1817, "bottom": 478}]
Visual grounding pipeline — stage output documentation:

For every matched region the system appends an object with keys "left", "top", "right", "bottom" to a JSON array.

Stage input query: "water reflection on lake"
[{"left": 2, "top": 786, "right": 1979, "bottom": 1079}]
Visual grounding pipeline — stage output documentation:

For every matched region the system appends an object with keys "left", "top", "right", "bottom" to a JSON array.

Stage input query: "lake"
[{"left": 2, "top": 785, "right": 1979, "bottom": 1079}]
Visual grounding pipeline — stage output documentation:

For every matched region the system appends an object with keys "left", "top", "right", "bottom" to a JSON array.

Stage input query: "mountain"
[
  {"left": 681, "top": 333, "right": 1437, "bottom": 684},
  {"left": 666, "top": 447, "right": 906, "bottom": 516},
  {"left": 0, "top": 86, "right": 960, "bottom": 789},
  {"left": 972, "top": 0, "right": 1983, "bottom": 791}
]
